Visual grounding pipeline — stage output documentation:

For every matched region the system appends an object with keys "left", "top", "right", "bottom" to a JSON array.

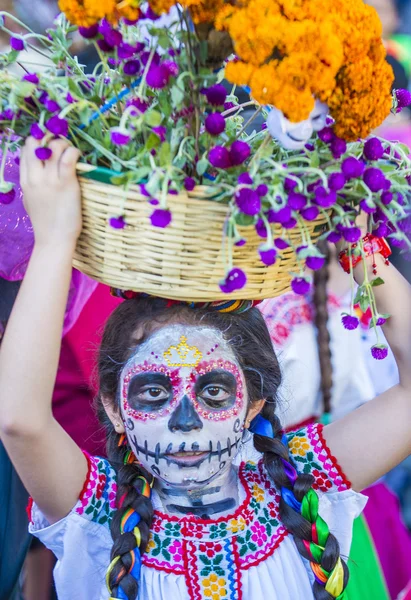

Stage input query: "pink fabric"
[
  {"left": 0, "top": 148, "right": 97, "bottom": 334},
  {"left": 52, "top": 284, "right": 121, "bottom": 456},
  {"left": 363, "top": 482, "right": 411, "bottom": 600}
]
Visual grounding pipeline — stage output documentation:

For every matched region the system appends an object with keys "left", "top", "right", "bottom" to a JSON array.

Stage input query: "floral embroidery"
[
  {"left": 288, "top": 435, "right": 311, "bottom": 456},
  {"left": 75, "top": 453, "right": 117, "bottom": 526},
  {"left": 202, "top": 574, "right": 228, "bottom": 599}
]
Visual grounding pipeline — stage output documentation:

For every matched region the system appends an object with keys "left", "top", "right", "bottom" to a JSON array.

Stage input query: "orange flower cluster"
[
  {"left": 149, "top": 0, "right": 225, "bottom": 24},
  {"left": 216, "top": 0, "right": 393, "bottom": 140},
  {"left": 58, "top": 0, "right": 140, "bottom": 27}
]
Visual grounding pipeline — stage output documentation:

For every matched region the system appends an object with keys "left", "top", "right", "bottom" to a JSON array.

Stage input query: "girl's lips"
[{"left": 167, "top": 451, "right": 209, "bottom": 465}]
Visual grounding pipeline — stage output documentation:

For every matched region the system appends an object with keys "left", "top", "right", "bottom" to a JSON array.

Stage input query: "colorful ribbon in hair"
[
  {"left": 250, "top": 415, "right": 345, "bottom": 599},
  {"left": 106, "top": 476, "right": 152, "bottom": 600},
  {"left": 111, "top": 289, "right": 262, "bottom": 314}
]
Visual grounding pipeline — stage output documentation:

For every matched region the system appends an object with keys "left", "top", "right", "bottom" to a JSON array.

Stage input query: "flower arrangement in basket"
[{"left": 0, "top": 0, "right": 410, "bottom": 357}]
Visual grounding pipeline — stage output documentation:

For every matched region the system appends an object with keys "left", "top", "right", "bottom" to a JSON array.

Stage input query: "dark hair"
[
  {"left": 312, "top": 240, "right": 333, "bottom": 416},
  {"left": 96, "top": 296, "right": 347, "bottom": 600}
]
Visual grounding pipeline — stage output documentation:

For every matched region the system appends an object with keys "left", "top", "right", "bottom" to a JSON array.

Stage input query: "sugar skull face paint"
[{"left": 120, "top": 325, "right": 248, "bottom": 489}]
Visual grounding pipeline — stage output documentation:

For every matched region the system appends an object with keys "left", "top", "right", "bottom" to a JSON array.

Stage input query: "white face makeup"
[
  {"left": 119, "top": 325, "right": 248, "bottom": 490},
  {"left": 266, "top": 100, "right": 329, "bottom": 150}
]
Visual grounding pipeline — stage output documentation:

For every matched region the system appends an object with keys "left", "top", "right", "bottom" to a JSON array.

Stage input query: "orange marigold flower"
[{"left": 58, "top": 0, "right": 116, "bottom": 26}]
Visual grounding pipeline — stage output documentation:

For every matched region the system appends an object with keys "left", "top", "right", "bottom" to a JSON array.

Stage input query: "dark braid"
[
  {"left": 253, "top": 401, "right": 349, "bottom": 599},
  {"left": 96, "top": 296, "right": 347, "bottom": 599},
  {"left": 313, "top": 239, "right": 333, "bottom": 416}
]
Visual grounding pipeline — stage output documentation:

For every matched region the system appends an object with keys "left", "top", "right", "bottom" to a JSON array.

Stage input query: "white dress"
[{"left": 29, "top": 424, "right": 366, "bottom": 600}]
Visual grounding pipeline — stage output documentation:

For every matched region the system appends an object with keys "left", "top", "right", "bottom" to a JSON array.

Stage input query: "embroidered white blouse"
[{"left": 29, "top": 424, "right": 366, "bottom": 600}]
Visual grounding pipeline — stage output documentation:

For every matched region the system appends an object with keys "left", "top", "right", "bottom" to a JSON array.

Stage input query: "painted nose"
[{"left": 168, "top": 395, "right": 203, "bottom": 433}]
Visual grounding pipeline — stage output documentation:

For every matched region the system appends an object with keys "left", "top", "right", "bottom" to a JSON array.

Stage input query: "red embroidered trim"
[
  {"left": 78, "top": 450, "right": 92, "bottom": 503},
  {"left": 142, "top": 555, "right": 185, "bottom": 575},
  {"left": 26, "top": 497, "right": 34, "bottom": 524},
  {"left": 185, "top": 540, "right": 202, "bottom": 600},
  {"left": 239, "top": 528, "right": 288, "bottom": 570},
  {"left": 314, "top": 424, "right": 352, "bottom": 489}
]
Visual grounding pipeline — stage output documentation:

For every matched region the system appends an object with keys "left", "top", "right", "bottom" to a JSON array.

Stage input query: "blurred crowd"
[{"left": 0, "top": 0, "right": 411, "bottom": 599}]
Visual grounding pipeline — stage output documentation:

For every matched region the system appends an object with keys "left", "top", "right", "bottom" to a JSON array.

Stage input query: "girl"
[{"left": 0, "top": 136, "right": 410, "bottom": 600}]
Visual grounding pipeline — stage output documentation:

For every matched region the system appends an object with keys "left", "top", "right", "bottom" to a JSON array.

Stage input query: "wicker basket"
[{"left": 73, "top": 164, "right": 327, "bottom": 301}]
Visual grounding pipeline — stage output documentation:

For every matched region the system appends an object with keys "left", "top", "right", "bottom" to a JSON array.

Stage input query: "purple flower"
[
  {"left": 22, "top": 73, "right": 39, "bottom": 84},
  {"left": 146, "top": 64, "right": 170, "bottom": 89},
  {"left": 342, "top": 157, "right": 365, "bottom": 179},
  {"left": 229, "top": 141, "right": 250, "bottom": 166},
  {"left": 152, "top": 126, "right": 166, "bottom": 142},
  {"left": 150, "top": 209, "right": 172, "bottom": 228},
  {"left": 371, "top": 345, "right": 388, "bottom": 360},
  {"left": 143, "top": 5, "right": 160, "bottom": 20},
  {"left": 342, "top": 314, "right": 359, "bottom": 330},
  {"left": 35, "top": 147, "right": 52, "bottom": 160},
  {"left": 255, "top": 219, "right": 267, "bottom": 238},
  {"left": 163, "top": 60, "right": 179, "bottom": 78},
  {"left": 141, "top": 51, "right": 161, "bottom": 66},
  {"left": 219, "top": 267, "right": 247, "bottom": 293},
  {"left": 364, "top": 137, "right": 384, "bottom": 161},
  {"left": 373, "top": 222, "right": 389, "bottom": 238},
  {"left": 363, "top": 167, "right": 386, "bottom": 192},
  {"left": 327, "top": 231, "right": 342, "bottom": 243},
  {"left": 209, "top": 146, "right": 231, "bottom": 169},
  {"left": 110, "top": 127, "right": 131, "bottom": 146},
  {"left": 259, "top": 244, "right": 277, "bottom": 266},
  {"left": 235, "top": 238, "right": 246, "bottom": 247},
  {"left": 184, "top": 177, "right": 196, "bottom": 191},
  {"left": 238, "top": 172, "right": 253, "bottom": 185},
  {"left": 224, "top": 101, "right": 235, "bottom": 111},
  {"left": 284, "top": 177, "right": 298, "bottom": 193},
  {"left": 127, "top": 97, "right": 149, "bottom": 114},
  {"left": 288, "top": 192, "right": 306, "bottom": 210},
  {"left": 0, "top": 188, "right": 15, "bottom": 204},
  {"left": 256, "top": 184, "right": 268, "bottom": 197},
  {"left": 205, "top": 113, "right": 226, "bottom": 136},
  {"left": 109, "top": 216, "right": 126, "bottom": 229},
  {"left": 395, "top": 89, "right": 411, "bottom": 112},
  {"left": 376, "top": 317, "right": 387, "bottom": 326},
  {"left": 99, "top": 20, "right": 122, "bottom": 47},
  {"left": 78, "top": 24, "right": 99, "bottom": 38},
  {"left": 359, "top": 199, "right": 376, "bottom": 214},
  {"left": 305, "top": 143, "right": 315, "bottom": 151},
  {"left": 283, "top": 217, "right": 297, "bottom": 229},
  {"left": 307, "top": 179, "right": 322, "bottom": 193},
  {"left": 123, "top": 60, "right": 141, "bottom": 76},
  {"left": 97, "top": 38, "right": 115, "bottom": 52},
  {"left": 44, "top": 98, "right": 60, "bottom": 113},
  {"left": 314, "top": 186, "right": 337, "bottom": 208},
  {"left": 118, "top": 43, "right": 138, "bottom": 59},
  {"left": 201, "top": 84, "right": 227, "bottom": 107},
  {"left": 291, "top": 277, "right": 311, "bottom": 295},
  {"left": 30, "top": 123, "right": 45, "bottom": 140},
  {"left": 149, "top": 198, "right": 159, "bottom": 205},
  {"left": 318, "top": 127, "right": 335, "bottom": 143},
  {"left": 306, "top": 255, "right": 325, "bottom": 270},
  {"left": 66, "top": 93, "right": 75, "bottom": 104},
  {"left": 10, "top": 36, "right": 25, "bottom": 51},
  {"left": 235, "top": 188, "right": 261, "bottom": 216},
  {"left": 46, "top": 115, "right": 69, "bottom": 137},
  {"left": 381, "top": 191, "right": 393, "bottom": 205},
  {"left": 330, "top": 137, "right": 347, "bottom": 159},
  {"left": 342, "top": 226, "right": 362, "bottom": 243},
  {"left": 274, "top": 237, "right": 289, "bottom": 250},
  {"left": 328, "top": 172, "right": 346, "bottom": 191},
  {"left": 267, "top": 206, "right": 292, "bottom": 224}
]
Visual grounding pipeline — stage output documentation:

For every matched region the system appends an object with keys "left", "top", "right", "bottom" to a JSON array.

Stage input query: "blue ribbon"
[
  {"left": 249, "top": 414, "right": 274, "bottom": 438},
  {"left": 123, "top": 511, "right": 141, "bottom": 532},
  {"left": 281, "top": 487, "right": 302, "bottom": 511}
]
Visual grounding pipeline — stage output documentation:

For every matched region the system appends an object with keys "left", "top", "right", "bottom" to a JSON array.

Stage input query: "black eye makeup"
[
  {"left": 194, "top": 371, "right": 237, "bottom": 410},
  {"left": 127, "top": 373, "right": 173, "bottom": 411}
]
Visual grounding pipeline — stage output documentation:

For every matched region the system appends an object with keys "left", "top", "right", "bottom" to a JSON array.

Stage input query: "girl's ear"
[
  {"left": 245, "top": 399, "right": 266, "bottom": 428},
  {"left": 101, "top": 395, "right": 125, "bottom": 434}
]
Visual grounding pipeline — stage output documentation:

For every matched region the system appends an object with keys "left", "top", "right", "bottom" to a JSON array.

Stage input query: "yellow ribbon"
[
  {"left": 325, "top": 557, "right": 345, "bottom": 598},
  {"left": 105, "top": 555, "right": 121, "bottom": 592},
  {"left": 134, "top": 526, "right": 141, "bottom": 548}
]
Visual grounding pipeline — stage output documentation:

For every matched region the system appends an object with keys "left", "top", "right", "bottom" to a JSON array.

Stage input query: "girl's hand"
[{"left": 20, "top": 137, "right": 82, "bottom": 247}]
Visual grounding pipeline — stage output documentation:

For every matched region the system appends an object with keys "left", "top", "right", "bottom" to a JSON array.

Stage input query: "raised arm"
[
  {"left": 324, "top": 248, "right": 411, "bottom": 491},
  {"left": 0, "top": 138, "right": 88, "bottom": 523}
]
